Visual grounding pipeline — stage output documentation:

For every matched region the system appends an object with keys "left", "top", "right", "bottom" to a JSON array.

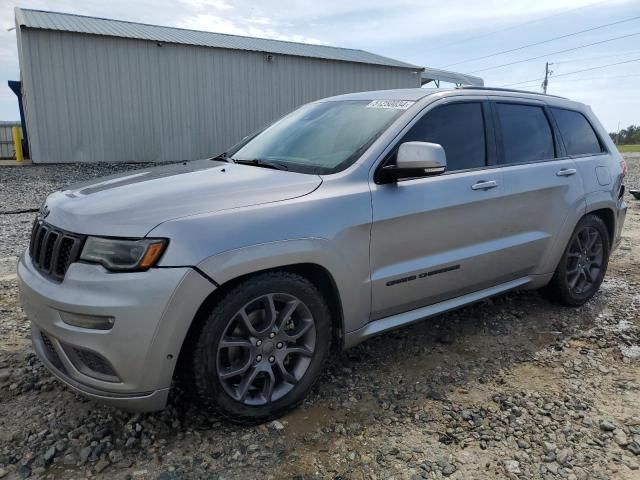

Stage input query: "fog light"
[{"left": 59, "top": 311, "right": 114, "bottom": 330}]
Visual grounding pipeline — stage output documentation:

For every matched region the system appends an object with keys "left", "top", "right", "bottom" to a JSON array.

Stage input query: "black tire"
[
  {"left": 189, "top": 272, "right": 331, "bottom": 424},
  {"left": 541, "top": 214, "right": 610, "bottom": 306}
]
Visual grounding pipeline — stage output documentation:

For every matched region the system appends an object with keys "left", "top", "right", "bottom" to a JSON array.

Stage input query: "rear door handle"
[
  {"left": 556, "top": 168, "right": 577, "bottom": 177},
  {"left": 471, "top": 180, "right": 498, "bottom": 190}
]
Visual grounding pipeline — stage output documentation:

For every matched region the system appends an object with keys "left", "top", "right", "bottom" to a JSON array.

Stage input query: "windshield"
[{"left": 229, "top": 100, "right": 407, "bottom": 174}]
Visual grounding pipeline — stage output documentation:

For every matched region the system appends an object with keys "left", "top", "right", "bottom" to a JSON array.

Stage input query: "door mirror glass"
[{"left": 381, "top": 142, "right": 447, "bottom": 182}]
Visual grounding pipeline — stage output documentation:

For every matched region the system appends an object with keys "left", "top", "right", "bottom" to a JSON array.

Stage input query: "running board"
[{"left": 344, "top": 276, "right": 531, "bottom": 348}]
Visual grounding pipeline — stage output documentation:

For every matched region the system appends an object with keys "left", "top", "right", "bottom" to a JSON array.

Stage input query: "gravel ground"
[
  {"left": 0, "top": 158, "right": 639, "bottom": 480},
  {"left": 0, "top": 164, "right": 155, "bottom": 260}
]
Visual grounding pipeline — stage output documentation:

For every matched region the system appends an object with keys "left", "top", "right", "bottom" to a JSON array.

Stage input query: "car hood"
[{"left": 43, "top": 160, "right": 322, "bottom": 237}]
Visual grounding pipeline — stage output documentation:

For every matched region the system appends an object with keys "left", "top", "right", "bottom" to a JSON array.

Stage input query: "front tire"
[
  {"left": 190, "top": 272, "right": 331, "bottom": 424},
  {"left": 541, "top": 214, "right": 610, "bottom": 306}
]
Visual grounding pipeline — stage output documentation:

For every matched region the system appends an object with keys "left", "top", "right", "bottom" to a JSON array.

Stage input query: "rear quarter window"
[{"left": 550, "top": 108, "right": 604, "bottom": 156}]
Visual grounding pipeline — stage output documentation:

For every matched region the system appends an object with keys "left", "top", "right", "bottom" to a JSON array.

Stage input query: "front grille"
[
  {"left": 29, "top": 220, "right": 85, "bottom": 282},
  {"left": 40, "top": 331, "right": 66, "bottom": 373}
]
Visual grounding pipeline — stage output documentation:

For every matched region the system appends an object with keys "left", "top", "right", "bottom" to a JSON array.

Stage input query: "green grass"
[{"left": 618, "top": 144, "right": 640, "bottom": 153}]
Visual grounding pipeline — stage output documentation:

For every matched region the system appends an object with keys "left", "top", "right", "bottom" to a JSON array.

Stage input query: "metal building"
[{"left": 12, "top": 8, "right": 483, "bottom": 163}]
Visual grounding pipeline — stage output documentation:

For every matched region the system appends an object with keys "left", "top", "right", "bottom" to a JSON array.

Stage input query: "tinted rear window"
[
  {"left": 496, "top": 103, "right": 554, "bottom": 164},
  {"left": 551, "top": 108, "right": 603, "bottom": 156},
  {"left": 401, "top": 102, "right": 486, "bottom": 171}
]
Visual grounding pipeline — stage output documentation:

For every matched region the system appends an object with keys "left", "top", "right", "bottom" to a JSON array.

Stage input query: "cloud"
[
  {"left": 0, "top": 0, "right": 638, "bottom": 129},
  {"left": 179, "top": 13, "right": 322, "bottom": 43},
  {"left": 181, "top": 0, "right": 233, "bottom": 10}
]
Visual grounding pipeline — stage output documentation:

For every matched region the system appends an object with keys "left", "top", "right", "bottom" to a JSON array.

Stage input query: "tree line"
[{"left": 609, "top": 125, "right": 640, "bottom": 145}]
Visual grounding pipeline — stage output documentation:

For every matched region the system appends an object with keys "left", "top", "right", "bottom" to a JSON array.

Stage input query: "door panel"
[
  {"left": 498, "top": 159, "right": 584, "bottom": 275},
  {"left": 491, "top": 100, "right": 586, "bottom": 276},
  {"left": 369, "top": 98, "right": 514, "bottom": 320},
  {"left": 502, "top": 159, "right": 584, "bottom": 274},
  {"left": 370, "top": 169, "right": 515, "bottom": 320}
]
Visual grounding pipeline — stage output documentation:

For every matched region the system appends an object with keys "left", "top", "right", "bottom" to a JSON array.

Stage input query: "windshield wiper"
[
  {"left": 232, "top": 158, "right": 289, "bottom": 171},
  {"left": 210, "top": 152, "right": 234, "bottom": 163}
]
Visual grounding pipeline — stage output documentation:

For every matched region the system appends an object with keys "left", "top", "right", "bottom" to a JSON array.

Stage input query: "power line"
[
  {"left": 506, "top": 72, "right": 640, "bottom": 88},
  {"left": 466, "top": 31, "right": 640, "bottom": 74},
  {"left": 499, "top": 57, "right": 640, "bottom": 87},
  {"left": 441, "top": 15, "right": 640, "bottom": 68},
  {"left": 433, "top": 0, "right": 609, "bottom": 52},
  {"left": 509, "top": 72, "right": 640, "bottom": 87},
  {"left": 552, "top": 49, "right": 640, "bottom": 64},
  {"left": 501, "top": 58, "right": 640, "bottom": 87}
]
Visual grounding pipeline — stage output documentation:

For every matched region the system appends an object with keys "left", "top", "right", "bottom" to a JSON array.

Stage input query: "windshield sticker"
[{"left": 366, "top": 100, "right": 414, "bottom": 110}]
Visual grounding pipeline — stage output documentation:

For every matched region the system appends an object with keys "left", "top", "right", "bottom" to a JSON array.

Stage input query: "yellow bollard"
[{"left": 12, "top": 126, "right": 23, "bottom": 162}]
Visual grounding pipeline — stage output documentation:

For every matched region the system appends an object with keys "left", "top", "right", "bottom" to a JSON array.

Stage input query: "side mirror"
[{"left": 380, "top": 142, "right": 447, "bottom": 182}]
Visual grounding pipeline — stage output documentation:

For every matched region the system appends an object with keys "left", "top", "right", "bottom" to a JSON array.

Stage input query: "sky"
[{"left": 0, "top": 0, "right": 639, "bottom": 132}]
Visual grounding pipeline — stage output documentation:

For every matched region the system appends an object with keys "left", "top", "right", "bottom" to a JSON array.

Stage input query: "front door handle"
[
  {"left": 556, "top": 168, "right": 577, "bottom": 177},
  {"left": 471, "top": 180, "right": 498, "bottom": 190}
]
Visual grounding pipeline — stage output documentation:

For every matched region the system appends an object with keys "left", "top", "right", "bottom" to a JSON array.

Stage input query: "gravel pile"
[
  {"left": 0, "top": 157, "right": 638, "bottom": 479},
  {"left": 0, "top": 163, "right": 156, "bottom": 212},
  {"left": 625, "top": 152, "right": 640, "bottom": 192}
]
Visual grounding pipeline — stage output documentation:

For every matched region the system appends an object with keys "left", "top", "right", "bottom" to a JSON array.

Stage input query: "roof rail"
[{"left": 455, "top": 86, "right": 567, "bottom": 99}]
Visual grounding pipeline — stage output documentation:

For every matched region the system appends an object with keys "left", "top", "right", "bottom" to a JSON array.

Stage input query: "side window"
[
  {"left": 401, "top": 102, "right": 486, "bottom": 171},
  {"left": 496, "top": 103, "right": 555, "bottom": 164},
  {"left": 551, "top": 108, "right": 604, "bottom": 156}
]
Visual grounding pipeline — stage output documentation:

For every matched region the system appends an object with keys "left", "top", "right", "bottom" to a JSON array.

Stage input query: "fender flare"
[
  {"left": 196, "top": 238, "right": 371, "bottom": 336},
  {"left": 542, "top": 192, "right": 617, "bottom": 275}
]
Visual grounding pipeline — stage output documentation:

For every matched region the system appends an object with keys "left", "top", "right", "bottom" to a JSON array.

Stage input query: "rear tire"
[
  {"left": 189, "top": 272, "right": 331, "bottom": 424},
  {"left": 541, "top": 214, "right": 610, "bottom": 306}
]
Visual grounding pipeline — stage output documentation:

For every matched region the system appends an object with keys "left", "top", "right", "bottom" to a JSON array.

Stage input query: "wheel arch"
[
  {"left": 176, "top": 261, "right": 347, "bottom": 377},
  {"left": 536, "top": 196, "right": 614, "bottom": 279},
  {"left": 540, "top": 208, "right": 613, "bottom": 305},
  {"left": 583, "top": 190, "right": 617, "bottom": 246},
  {"left": 585, "top": 207, "right": 615, "bottom": 246}
]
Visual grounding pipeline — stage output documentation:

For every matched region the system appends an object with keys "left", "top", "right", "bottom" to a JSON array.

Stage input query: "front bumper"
[{"left": 18, "top": 253, "right": 215, "bottom": 411}]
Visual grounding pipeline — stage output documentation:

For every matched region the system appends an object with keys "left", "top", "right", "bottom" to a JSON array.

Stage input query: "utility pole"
[{"left": 542, "top": 62, "right": 553, "bottom": 94}]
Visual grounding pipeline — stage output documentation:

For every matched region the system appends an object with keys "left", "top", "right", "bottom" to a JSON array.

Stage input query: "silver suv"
[{"left": 18, "top": 87, "right": 627, "bottom": 423}]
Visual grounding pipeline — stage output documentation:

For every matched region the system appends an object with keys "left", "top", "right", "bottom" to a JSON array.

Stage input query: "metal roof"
[
  {"left": 15, "top": 8, "right": 422, "bottom": 70},
  {"left": 421, "top": 68, "right": 483, "bottom": 87}
]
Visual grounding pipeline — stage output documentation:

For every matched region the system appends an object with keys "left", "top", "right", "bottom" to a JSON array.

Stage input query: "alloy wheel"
[
  {"left": 216, "top": 293, "right": 317, "bottom": 406},
  {"left": 565, "top": 226, "right": 604, "bottom": 295}
]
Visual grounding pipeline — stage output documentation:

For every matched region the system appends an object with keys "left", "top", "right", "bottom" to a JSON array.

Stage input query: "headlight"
[{"left": 80, "top": 237, "right": 167, "bottom": 271}]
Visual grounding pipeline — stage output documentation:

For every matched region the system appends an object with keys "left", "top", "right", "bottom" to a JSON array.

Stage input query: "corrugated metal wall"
[
  {"left": 18, "top": 29, "right": 420, "bottom": 163},
  {"left": 0, "top": 122, "right": 20, "bottom": 159}
]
